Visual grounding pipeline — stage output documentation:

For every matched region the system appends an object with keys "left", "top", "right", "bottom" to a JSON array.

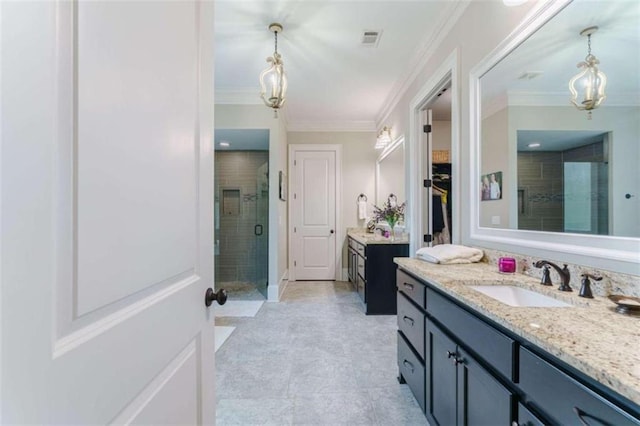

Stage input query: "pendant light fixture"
[
  {"left": 568, "top": 26, "right": 607, "bottom": 119},
  {"left": 259, "top": 23, "right": 287, "bottom": 117}
]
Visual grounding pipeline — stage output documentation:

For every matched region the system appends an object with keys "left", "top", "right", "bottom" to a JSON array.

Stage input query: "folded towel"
[
  {"left": 416, "top": 244, "right": 483, "bottom": 264},
  {"left": 357, "top": 200, "right": 367, "bottom": 220}
]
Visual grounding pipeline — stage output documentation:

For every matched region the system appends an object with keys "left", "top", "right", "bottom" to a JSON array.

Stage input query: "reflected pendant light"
[
  {"left": 259, "top": 23, "right": 288, "bottom": 117},
  {"left": 568, "top": 26, "right": 607, "bottom": 120}
]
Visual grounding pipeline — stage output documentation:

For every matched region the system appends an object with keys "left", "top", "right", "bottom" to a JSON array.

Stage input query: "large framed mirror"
[
  {"left": 470, "top": 0, "right": 640, "bottom": 274},
  {"left": 376, "top": 137, "right": 405, "bottom": 206}
]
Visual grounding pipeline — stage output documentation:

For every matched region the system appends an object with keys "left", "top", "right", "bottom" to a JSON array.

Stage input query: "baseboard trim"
[{"left": 269, "top": 269, "right": 289, "bottom": 302}]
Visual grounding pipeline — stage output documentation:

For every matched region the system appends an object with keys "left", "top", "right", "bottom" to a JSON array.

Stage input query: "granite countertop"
[
  {"left": 348, "top": 230, "right": 409, "bottom": 245},
  {"left": 394, "top": 257, "right": 640, "bottom": 405}
]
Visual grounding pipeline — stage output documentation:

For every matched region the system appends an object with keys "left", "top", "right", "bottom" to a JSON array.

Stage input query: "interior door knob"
[
  {"left": 205, "top": 288, "right": 227, "bottom": 307},
  {"left": 330, "top": 229, "right": 334, "bottom": 234}
]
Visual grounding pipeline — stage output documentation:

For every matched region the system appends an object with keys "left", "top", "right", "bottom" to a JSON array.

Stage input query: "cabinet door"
[
  {"left": 457, "top": 347, "right": 513, "bottom": 426},
  {"left": 426, "top": 320, "right": 458, "bottom": 426},
  {"left": 517, "top": 403, "right": 545, "bottom": 426}
]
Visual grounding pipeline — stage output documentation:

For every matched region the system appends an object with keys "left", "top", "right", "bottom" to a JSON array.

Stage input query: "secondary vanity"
[
  {"left": 395, "top": 259, "right": 640, "bottom": 425},
  {"left": 349, "top": 120, "right": 410, "bottom": 314},
  {"left": 347, "top": 230, "right": 408, "bottom": 314}
]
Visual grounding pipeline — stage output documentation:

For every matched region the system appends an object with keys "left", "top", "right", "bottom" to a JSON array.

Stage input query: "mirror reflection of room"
[{"left": 479, "top": 0, "right": 639, "bottom": 238}]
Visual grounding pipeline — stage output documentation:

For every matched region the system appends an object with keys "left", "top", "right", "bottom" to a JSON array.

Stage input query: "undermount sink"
[{"left": 470, "top": 285, "right": 573, "bottom": 308}]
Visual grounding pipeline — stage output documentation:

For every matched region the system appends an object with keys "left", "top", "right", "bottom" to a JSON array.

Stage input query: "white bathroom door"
[
  {"left": 1, "top": 1, "right": 216, "bottom": 424},
  {"left": 290, "top": 147, "right": 338, "bottom": 281}
]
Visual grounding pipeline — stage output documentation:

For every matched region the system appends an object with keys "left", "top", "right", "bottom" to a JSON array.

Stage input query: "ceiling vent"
[
  {"left": 361, "top": 30, "right": 382, "bottom": 47},
  {"left": 518, "top": 71, "right": 543, "bottom": 80}
]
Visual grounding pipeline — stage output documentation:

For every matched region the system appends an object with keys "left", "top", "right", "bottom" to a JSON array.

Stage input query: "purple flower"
[{"left": 372, "top": 199, "right": 406, "bottom": 226}]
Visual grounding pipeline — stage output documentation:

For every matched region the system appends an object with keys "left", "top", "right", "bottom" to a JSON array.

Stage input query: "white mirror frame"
[
  {"left": 469, "top": 0, "right": 640, "bottom": 275},
  {"left": 375, "top": 136, "right": 405, "bottom": 207}
]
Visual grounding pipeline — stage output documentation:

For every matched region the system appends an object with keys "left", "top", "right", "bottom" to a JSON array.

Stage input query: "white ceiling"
[
  {"left": 517, "top": 130, "right": 607, "bottom": 151},
  {"left": 214, "top": 0, "right": 464, "bottom": 130},
  {"left": 215, "top": 129, "right": 270, "bottom": 150}
]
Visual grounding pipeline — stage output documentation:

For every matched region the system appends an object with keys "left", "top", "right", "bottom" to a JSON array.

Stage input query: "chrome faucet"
[{"left": 534, "top": 260, "right": 572, "bottom": 292}]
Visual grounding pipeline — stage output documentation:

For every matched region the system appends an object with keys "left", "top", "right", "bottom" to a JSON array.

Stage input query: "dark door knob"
[
  {"left": 205, "top": 288, "right": 227, "bottom": 307},
  {"left": 330, "top": 229, "right": 334, "bottom": 234}
]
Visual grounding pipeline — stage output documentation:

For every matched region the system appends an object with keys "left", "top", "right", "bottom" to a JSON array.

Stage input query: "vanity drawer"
[
  {"left": 426, "top": 288, "right": 515, "bottom": 380},
  {"left": 398, "top": 331, "right": 425, "bottom": 413},
  {"left": 519, "top": 347, "right": 639, "bottom": 426},
  {"left": 397, "top": 269, "right": 426, "bottom": 309},
  {"left": 357, "top": 258, "right": 365, "bottom": 279},
  {"left": 397, "top": 292, "right": 425, "bottom": 360}
]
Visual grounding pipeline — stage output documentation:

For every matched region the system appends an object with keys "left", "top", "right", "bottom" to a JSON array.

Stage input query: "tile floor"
[{"left": 214, "top": 281, "right": 426, "bottom": 425}]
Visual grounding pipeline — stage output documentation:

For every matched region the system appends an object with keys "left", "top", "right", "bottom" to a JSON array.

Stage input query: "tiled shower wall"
[
  {"left": 215, "top": 151, "right": 269, "bottom": 283},
  {"left": 517, "top": 141, "right": 605, "bottom": 233},
  {"left": 517, "top": 151, "right": 563, "bottom": 232}
]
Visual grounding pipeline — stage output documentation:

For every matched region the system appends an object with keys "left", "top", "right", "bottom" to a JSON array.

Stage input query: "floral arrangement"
[{"left": 372, "top": 197, "right": 406, "bottom": 230}]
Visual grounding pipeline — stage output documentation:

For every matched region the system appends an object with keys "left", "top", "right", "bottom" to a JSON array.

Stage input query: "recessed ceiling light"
[
  {"left": 528, "top": 143, "right": 541, "bottom": 148},
  {"left": 219, "top": 141, "right": 230, "bottom": 147}
]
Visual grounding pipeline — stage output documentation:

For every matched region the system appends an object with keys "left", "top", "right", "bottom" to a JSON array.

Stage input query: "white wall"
[
  {"left": 378, "top": 1, "right": 638, "bottom": 274},
  {"left": 287, "top": 131, "right": 378, "bottom": 276},
  {"left": 480, "top": 107, "right": 510, "bottom": 228},
  {"left": 214, "top": 105, "right": 288, "bottom": 300},
  {"left": 380, "top": 0, "right": 534, "bottom": 253},
  {"left": 432, "top": 120, "right": 452, "bottom": 151}
]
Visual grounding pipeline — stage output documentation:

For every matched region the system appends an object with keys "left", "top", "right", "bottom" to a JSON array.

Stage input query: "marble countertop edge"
[{"left": 347, "top": 230, "right": 409, "bottom": 245}]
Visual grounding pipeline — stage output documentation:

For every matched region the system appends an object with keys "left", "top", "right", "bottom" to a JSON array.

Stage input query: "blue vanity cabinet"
[
  {"left": 349, "top": 236, "right": 409, "bottom": 314},
  {"left": 424, "top": 297, "right": 514, "bottom": 426},
  {"left": 397, "top": 268, "right": 514, "bottom": 424},
  {"left": 395, "top": 267, "right": 640, "bottom": 426}
]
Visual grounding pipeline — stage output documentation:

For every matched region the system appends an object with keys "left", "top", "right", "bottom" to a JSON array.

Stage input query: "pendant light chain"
[
  {"left": 274, "top": 30, "right": 278, "bottom": 55},
  {"left": 587, "top": 34, "right": 591, "bottom": 55}
]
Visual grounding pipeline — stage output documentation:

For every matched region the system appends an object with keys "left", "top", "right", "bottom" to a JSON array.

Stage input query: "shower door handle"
[{"left": 254, "top": 224, "right": 263, "bottom": 236}]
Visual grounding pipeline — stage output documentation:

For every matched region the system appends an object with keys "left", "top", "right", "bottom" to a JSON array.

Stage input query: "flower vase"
[{"left": 387, "top": 219, "right": 397, "bottom": 242}]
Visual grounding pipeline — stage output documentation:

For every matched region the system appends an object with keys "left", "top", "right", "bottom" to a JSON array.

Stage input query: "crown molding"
[
  {"left": 286, "top": 120, "right": 376, "bottom": 132},
  {"left": 376, "top": 0, "right": 470, "bottom": 126},
  {"left": 507, "top": 91, "right": 640, "bottom": 107}
]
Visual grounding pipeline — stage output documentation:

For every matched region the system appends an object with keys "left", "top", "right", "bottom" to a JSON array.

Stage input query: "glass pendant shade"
[
  {"left": 569, "top": 27, "right": 606, "bottom": 116},
  {"left": 259, "top": 24, "right": 287, "bottom": 115},
  {"left": 569, "top": 53, "right": 607, "bottom": 111}
]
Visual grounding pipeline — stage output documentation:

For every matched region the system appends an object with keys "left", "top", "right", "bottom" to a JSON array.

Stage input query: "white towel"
[
  {"left": 416, "top": 244, "right": 484, "bottom": 264},
  {"left": 357, "top": 200, "right": 367, "bottom": 220}
]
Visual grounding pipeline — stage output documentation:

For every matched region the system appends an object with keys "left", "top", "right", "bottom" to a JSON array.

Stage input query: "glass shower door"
[
  {"left": 254, "top": 161, "right": 269, "bottom": 298},
  {"left": 564, "top": 161, "right": 608, "bottom": 235}
]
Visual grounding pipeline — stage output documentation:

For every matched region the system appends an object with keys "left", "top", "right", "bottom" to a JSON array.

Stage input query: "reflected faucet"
[{"left": 534, "top": 260, "right": 572, "bottom": 292}]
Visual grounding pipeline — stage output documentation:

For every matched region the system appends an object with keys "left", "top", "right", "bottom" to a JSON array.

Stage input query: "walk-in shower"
[{"left": 214, "top": 129, "right": 269, "bottom": 300}]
